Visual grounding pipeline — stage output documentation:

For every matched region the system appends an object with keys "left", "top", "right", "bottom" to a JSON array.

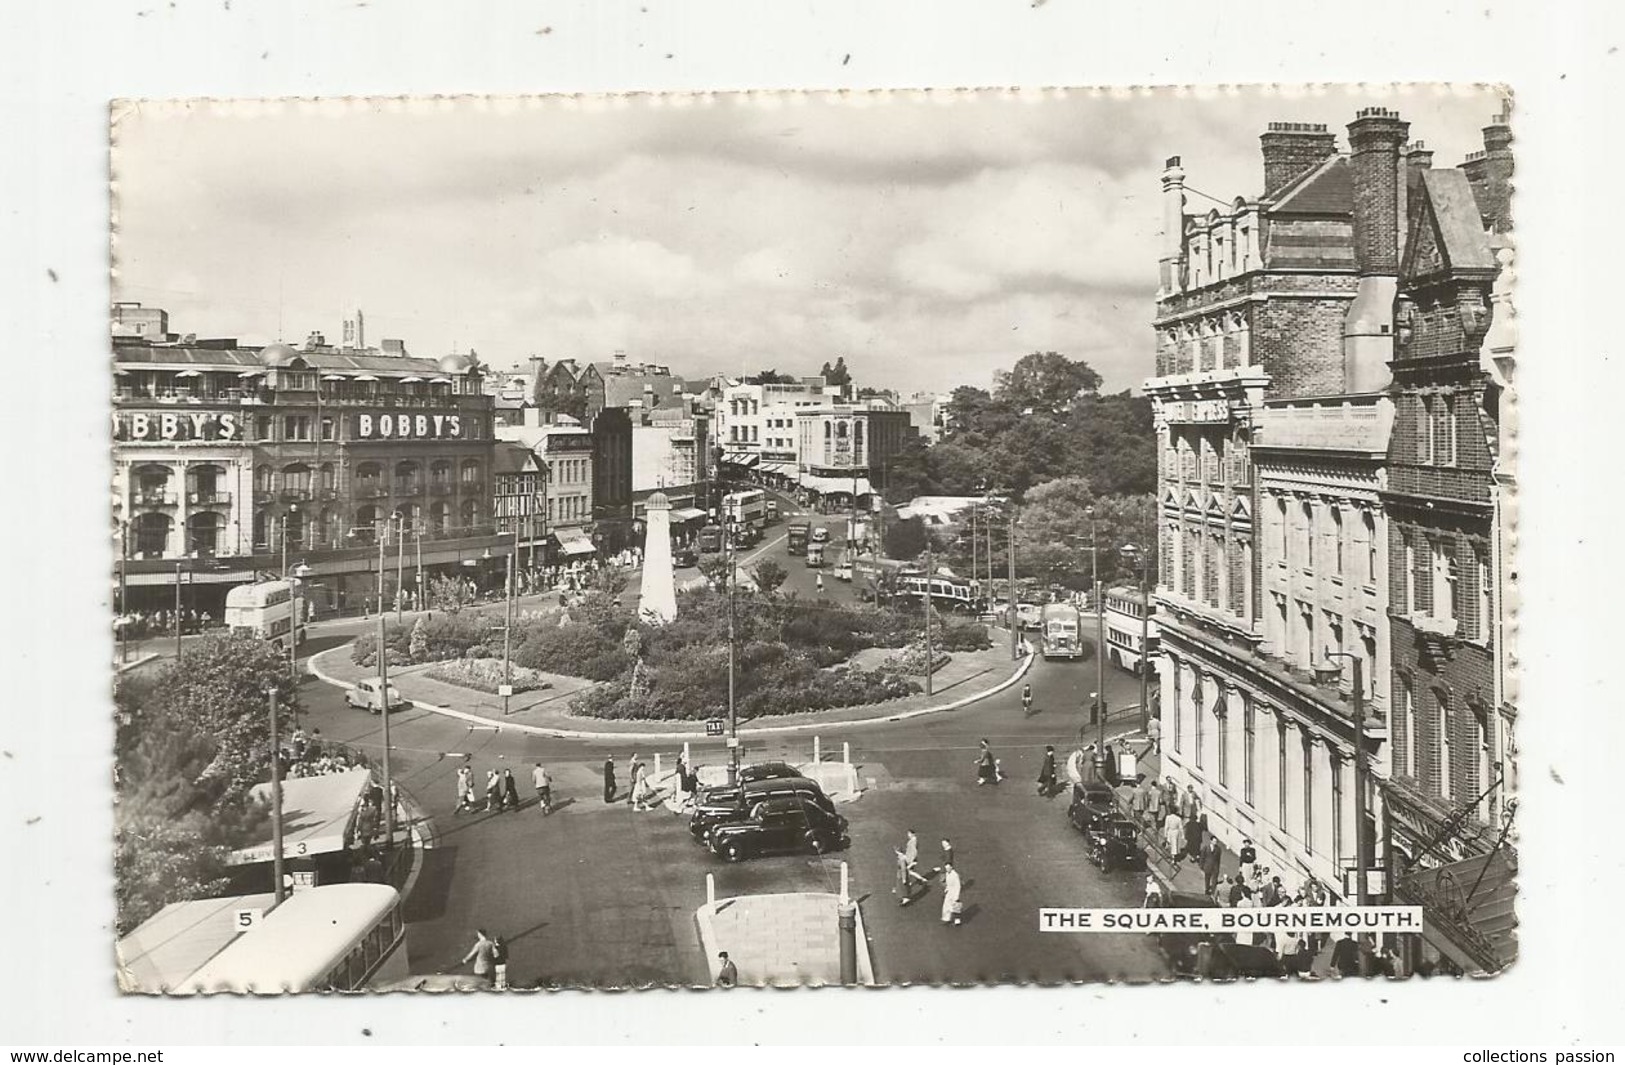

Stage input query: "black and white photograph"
[{"left": 106, "top": 85, "right": 1521, "bottom": 992}]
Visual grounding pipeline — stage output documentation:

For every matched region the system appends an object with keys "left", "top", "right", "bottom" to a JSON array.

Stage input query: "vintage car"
[
  {"left": 688, "top": 777, "right": 832, "bottom": 841},
  {"left": 735, "top": 761, "right": 803, "bottom": 786},
  {"left": 1082, "top": 815, "right": 1148, "bottom": 873},
  {"left": 707, "top": 796, "right": 850, "bottom": 861},
  {"left": 1066, "top": 782, "right": 1118, "bottom": 830}
]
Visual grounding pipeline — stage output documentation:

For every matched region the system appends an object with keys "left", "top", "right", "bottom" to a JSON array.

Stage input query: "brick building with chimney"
[{"left": 1146, "top": 104, "right": 1516, "bottom": 968}]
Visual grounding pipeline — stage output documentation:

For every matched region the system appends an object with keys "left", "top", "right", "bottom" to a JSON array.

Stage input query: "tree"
[
  {"left": 752, "top": 558, "right": 788, "bottom": 596},
  {"left": 881, "top": 436, "right": 933, "bottom": 503},
  {"left": 883, "top": 516, "right": 928, "bottom": 561},
  {"left": 745, "top": 368, "right": 796, "bottom": 385},
  {"left": 994, "top": 350, "right": 1102, "bottom": 415},
  {"left": 822, "top": 356, "right": 852, "bottom": 389},
  {"left": 1016, "top": 477, "right": 1159, "bottom": 589},
  {"left": 428, "top": 573, "right": 477, "bottom": 613}
]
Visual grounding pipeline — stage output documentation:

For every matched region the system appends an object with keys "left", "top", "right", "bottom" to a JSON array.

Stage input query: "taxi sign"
[{"left": 705, "top": 718, "right": 725, "bottom": 737}]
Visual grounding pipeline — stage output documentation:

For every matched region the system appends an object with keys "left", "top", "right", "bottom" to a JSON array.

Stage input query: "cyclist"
[{"left": 1021, "top": 683, "right": 1033, "bottom": 715}]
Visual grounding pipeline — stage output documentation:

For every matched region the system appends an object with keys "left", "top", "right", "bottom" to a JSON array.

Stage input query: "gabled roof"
[
  {"left": 1403, "top": 169, "right": 1497, "bottom": 279},
  {"left": 493, "top": 441, "right": 540, "bottom": 475},
  {"left": 1268, "top": 154, "right": 1352, "bottom": 217}
]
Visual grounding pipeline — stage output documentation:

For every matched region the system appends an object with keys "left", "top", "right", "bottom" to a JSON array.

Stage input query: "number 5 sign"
[{"left": 234, "top": 908, "right": 265, "bottom": 931}]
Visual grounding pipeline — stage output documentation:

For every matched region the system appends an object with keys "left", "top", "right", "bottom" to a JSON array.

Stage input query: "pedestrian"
[
  {"left": 1037, "top": 745, "right": 1057, "bottom": 797},
  {"left": 816, "top": 573, "right": 824, "bottom": 594},
  {"left": 940, "top": 863, "right": 963, "bottom": 927},
  {"left": 1143, "top": 874, "right": 1164, "bottom": 908},
  {"left": 532, "top": 763, "right": 552, "bottom": 814},
  {"left": 1162, "top": 809, "right": 1184, "bottom": 860},
  {"left": 1184, "top": 812, "right": 1204, "bottom": 863},
  {"left": 502, "top": 768, "right": 521, "bottom": 811},
  {"left": 1134, "top": 779, "right": 1154, "bottom": 830},
  {"left": 939, "top": 837, "right": 955, "bottom": 871},
  {"left": 1201, "top": 837, "right": 1222, "bottom": 898},
  {"left": 603, "top": 755, "right": 616, "bottom": 804},
  {"left": 292, "top": 727, "right": 308, "bottom": 761},
  {"left": 1330, "top": 932, "right": 1362, "bottom": 978},
  {"left": 974, "top": 739, "right": 1000, "bottom": 786},
  {"left": 491, "top": 935, "right": 510, "bottom": 990},
  {"left": 1262, "top": 875, "right": 1284, "bottom": 908},
  {"left": 459, "top": 928, "right": 496, "bottom": 986},
  {"left": 455, "top": 763, "right": 474, "bottom": 813},
  {"left": 632, "top": 762, "right": 656, "bottom": 811},
  {"left": 1237, "top": 837, "right": 1258, "bottom": 884},
  {"left": 484, "top": 769, "right": 502, "bottom": 812},
  {"left": 624, "top": 753, "right": 642, "bottom": 804},
  {"left": 1228, "top": 874, "right": 1251, "bottom": 907},
  {"left": 1179, "top": 783, "right": 1199, "bottom": 821},
  {"left": 715, "top": 951, "right": 738, "bottom": 988},
  {"left": 1146, "top": 715, "right": 1162, "bottom": 754},
  {"left": 894, "top": 829, "right": 928, "bottom": 904}
]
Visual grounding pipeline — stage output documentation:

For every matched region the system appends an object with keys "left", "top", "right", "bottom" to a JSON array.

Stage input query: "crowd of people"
[{"left": 115, "top": 607, "right": 222, "bottom": 640}]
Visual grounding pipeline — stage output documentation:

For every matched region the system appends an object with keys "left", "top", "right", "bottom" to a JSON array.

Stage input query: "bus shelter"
[{"left": 227, "top": 767, "right": 376, "bottom": 892}]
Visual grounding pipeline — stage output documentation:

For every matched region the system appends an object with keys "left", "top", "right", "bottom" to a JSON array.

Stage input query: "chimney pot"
[{"left": 1260, "top": 121, "right": 1338, "bottom": 196}]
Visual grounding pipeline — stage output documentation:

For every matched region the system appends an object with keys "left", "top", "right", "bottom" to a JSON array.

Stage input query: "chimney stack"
[
  {"left": 1159, "top": 156, "right": 1187, "bottom": 296},
  {"left": 1343, "top": 107, "right": 1410, "bottom": 393},
  {"left": 1260, "top": 122, "right": 1337, "bottom": 197},
  {"left": 1462, "top": 100, "right": 1513, "bottom": 233}
]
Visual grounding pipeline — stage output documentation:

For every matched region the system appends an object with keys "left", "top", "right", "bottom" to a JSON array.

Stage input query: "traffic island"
[{"left": 696, "top": 885, "right": 876, "bottom": 987}]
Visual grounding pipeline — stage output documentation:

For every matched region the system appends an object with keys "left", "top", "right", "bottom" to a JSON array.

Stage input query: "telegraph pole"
[
  {"left": 923, "top": 535, "right": 934, "bottom": 697},
  {"left": 395, "top": 517, "right": 406, "bottom": 620},
  {"left": 267, "top": 687, "right": 287, "bottom": 907},
  {"left": 726, "top": 520, "right": 739, "bottom": 784},
  {"left": 377, "top": 523, "right": 395, "bottom": 850},
  {"left": 1091, "top": 509, "right": 1106, "bottom": 753},
  {"left": 1006, "top": 505, "right": 1018, "bottom": 661}
]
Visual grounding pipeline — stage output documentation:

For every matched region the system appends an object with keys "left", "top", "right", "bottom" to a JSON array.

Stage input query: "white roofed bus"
[
  {"left": 224, "top": 579, "right": 305, "bottom": 650},
  {"left": 178, "top": 883, "right": 408, "bottom": 994}
]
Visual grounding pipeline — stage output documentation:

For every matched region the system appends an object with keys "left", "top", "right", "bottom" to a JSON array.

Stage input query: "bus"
[
  {"left": 805, "top": 540, "right": 826, "bottom": 568},
  {"left": 697, "top": 524, "right": 725, "bottom": 553},
  {"left": 786, "top": 521, "right": 810, "bottom": 556},
  {"left": 894, "top": 573, "right": 983, "bottom": 614},
  {"left": 224, "top": 579, "right": 305, "bottom": 650},
  {"left": 179, "top": 883, "right": 409, "bottom": 994},
  {"left": 722, "top": 489, "right": 767, "bottom": 532},
  {"left": 1040, "top": 602, "right": 1084, "bottom": 659}
]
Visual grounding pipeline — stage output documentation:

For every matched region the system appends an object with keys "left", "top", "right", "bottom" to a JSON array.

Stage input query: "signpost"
[{"left": 705, "top": 718, "right": 725, "bottom": 737}]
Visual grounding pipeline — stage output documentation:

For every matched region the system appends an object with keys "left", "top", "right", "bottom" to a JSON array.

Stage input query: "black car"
[
  {"left": 688, "top": 777, "right": 832, "bottom": 841},
  {"left": 672, "top": 547, "right": 698, "bottom": 568},
  {"left": 707, "top": 797, "right": 849, "bottom": 861},
  {"left": 1066, "top": 782, "right": 1117, "bottom": 831},
  {"left": 735, "top": 761, "right": 803, "bottom": 786},
  {"left": 1082, "top": 815, "right": 1148, "bottom": 873}
]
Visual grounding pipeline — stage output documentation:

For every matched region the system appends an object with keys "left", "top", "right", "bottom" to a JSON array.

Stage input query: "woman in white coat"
[{"left": 940, "top": 863, "right": 963, "bottom": 927}]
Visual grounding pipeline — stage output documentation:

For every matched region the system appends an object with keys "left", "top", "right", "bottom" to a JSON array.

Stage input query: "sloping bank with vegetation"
[{"left": 350, "top": 583, "right": 991, "bottom": 721}]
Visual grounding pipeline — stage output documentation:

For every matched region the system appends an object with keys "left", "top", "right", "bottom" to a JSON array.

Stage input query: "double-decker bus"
[
  {"left": 1040, "top": 602, "right": 1084, "bottom": 659},
  {"left": 179, "top": 883, "right": 409, "bottom": 994},
  {"left": 224, "top": 579, "right": 305, "bottom": 650},
  {"left": 722, "top": 489, "right": 766, "bottom": 533}
]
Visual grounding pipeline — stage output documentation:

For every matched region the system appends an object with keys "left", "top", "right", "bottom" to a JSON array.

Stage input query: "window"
[
  {"left": 1277, "top": 716, "right": 1289, "bottom": 827},
  {"left": 1435, "top": 395, "right": 1457, "bottom": 466},
  {"left": 1417, "top": 397, "right": 1434, "bottom": 463},
  {"left": 1363, "top": 510, "right": 1378, "bottom": 585},
  {"left": 283, "top": 415, "right": 311, "bottom": 441},
  {"left": 1216, "top": 689, "right": 1229, "bottom": 788},
  {"left": 1193, "top": 673, "right": 1204, "bottom": 769},
  {"left": 1243, "top": 696, "right": 1256, "bottom": 805},
  {"left": 1277, "top": 496, "right": 1289, "bottom": 561},
  {"left": 1172, "top": 665, "right": 1182, "bottom": 752},
  {"left": 1399, "top": 676, "right": 1415, "bottom": 778},
  {"left": 1302, "top": 733, "right": 1315, "bottom": 854},
  {"left": 1331, "top": 753, "right": 1344, "bottom": 863},
  {"left": 255, "top": 464, "right": 272, "bottom": 494},
  {"left": 1431, "top": 540, "right": 1456, "bottom": 623},
  {"left": 1476, "top": 705, "right": 1496, "bottom": 822},
  {"left": 1478, "top": 551, "right": 1493, "bottom": 642},
  {"left": 1402, "top": 532, "right": 1416, "bottom": 613},
  {"left": 1302, "top": 501, "right": 1315, "bottom": 570},
  {"left": 320, "top": 417, "right": 336, "bottom": 441},
  {"left": 256, "top": 416, "right": 273, "bottom": 441},
  {"left": 1435, "top": 688, "right": 1453, "bottom": 801},
  {"left": 1331, "top": 506, "right": 1344, "bottom": 576},
  {"left": 461, "top": 460, "right": 480, "bottom": 485}
]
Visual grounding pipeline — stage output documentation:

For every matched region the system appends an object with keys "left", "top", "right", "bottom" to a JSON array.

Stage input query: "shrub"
[
  {"left": 350, "top": 621, "right": 412, "bottom": 667},
  {"left": 882, "top": 641, "right": 951, "bottom": 676},
  {"left": 936, "top": 619, "right": 993, "bottom": 652},
  {"left": 423, "top": 657, "right": 553, "bottom": 695},
  {"left": 568, "top": 590, "right": 634, "bottom": 641},
  {"left": 416, "top": 612, "right": 494, "bottom": 662},
  {"left": 514, "top": 623, "right": 632, "bottom": 682}
]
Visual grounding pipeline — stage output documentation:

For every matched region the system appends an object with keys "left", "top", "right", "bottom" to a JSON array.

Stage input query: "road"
[{"left": 264, "top": 487, "right": 1169, "bottom": 986}]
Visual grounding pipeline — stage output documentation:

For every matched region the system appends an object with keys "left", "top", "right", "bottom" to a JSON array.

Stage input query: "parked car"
[
  {"left": 689, "top": 777, "right": 832, "bottom": 841},
  {"left": 1081, "top": 815, "right": 1148, "bottom": 873},
  {"left": 1066, "top": 781, "right": 1118, "bottom": 829},
  {"left": 707, "top": 796, "right": 849, "bottom": 861},
  {"left": 736, "top": 761, "right": 803, "bottom": 785},
  {"left": 1016, "top": 602, "right": 1044, "bottom": 631},
  {"left": 346, "top": 678, "right": 407, "bottom": 714},
  {"left": 672, "top": 546, "right": 698, "bottom": 568}
]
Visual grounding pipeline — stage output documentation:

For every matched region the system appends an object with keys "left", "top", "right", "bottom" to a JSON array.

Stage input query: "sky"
[{"left": 111, "top": 85, "right": 1506, "bottom": 395}]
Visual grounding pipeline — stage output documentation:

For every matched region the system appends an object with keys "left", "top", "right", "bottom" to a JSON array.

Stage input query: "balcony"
[
  {"left": 393, "top": 482, "right": 425, "bottom": 498},
  {"left": 188, "top": 490, "right": 232, "bottom": 506},
  {"left": 279, "top": 488, "right": 313, "bottom": 504},
  {"left": 428, "top": 483, "right": 455, "bottom": 496},
  {"left": 133, "top": 490, "right": 177, "bottom": 507},
  {"left": 354, "top": 484, "right": 388, "bottom": 499},
  {"left": 459, "top": 482, "right": 482, "bottom": 495}
]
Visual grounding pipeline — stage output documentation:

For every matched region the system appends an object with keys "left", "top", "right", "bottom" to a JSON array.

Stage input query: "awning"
[
  {"left": 554, "top": 532, "right": 596, "bottom": 556},
  {"left": 800, "top": 475, "right": 874, "bottom": 497},
  {"left": 759, "top": 461, "right": 797, "bottom": 476},
  {"left": 721, "top": 452, "right": 760, "bottom": 468},
  {"left": 1394, "top": 850, "right": 1518, "bottom": 973},
  {"left": 229, "top": 767, "right": 372, "bottom": 866},
  {"left": 670, "top": 507, "right": 707, "bottom": 523}
]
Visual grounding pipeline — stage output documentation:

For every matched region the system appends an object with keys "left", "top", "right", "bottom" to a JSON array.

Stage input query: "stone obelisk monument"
[{"left": 637, "top": 490, "right": 679, "bottom": 624}]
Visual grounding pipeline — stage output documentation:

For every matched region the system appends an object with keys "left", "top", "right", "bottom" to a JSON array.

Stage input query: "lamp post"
[
  {"left": 726, "top": 517, "right": 739, "bottom": 784},
  {"left": 173, "top": 552, "right": 196, "bottom": 662},
  {"left": 1086, "top": 506, "right": 1106, "bottom": 754},
  {"left": 1324, "top": 648, "right": 1370, "bottom": 906},
  {"left": 395, "top": 514, "right": 407, "bottom": 620},
  {"left": 267, "top": 686, "right": 288, "bottom": 907},
  {"left": 1121, "top": 542, "right": 1152, "bottom": 735},
  {"left": 1006, "top": 502, "right": 1019, "bottom": 662},
  {"left": 287, "top": 562, "right": 313, "bottom": 710},
  {"left": 377, "top": 537, "right": 396, "bottom": 854}
]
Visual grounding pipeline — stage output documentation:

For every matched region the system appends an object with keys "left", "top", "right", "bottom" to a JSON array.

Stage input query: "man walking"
[
  {"left": 1162, "top": 808, "right": 1184, "bottom": 861},
  {"left": 940, "top": 863, "right": 963, "bottom": 927},
  {"left": 532, "top": 762, "right": 552, "bottom": 814},
  {"left": 603, "top": 755, "right": 617, "bottom": 804},
  {"left": 1201, "top": 836, "right": 1222, "bottom": 898},
  {"left": 1036, "top": 745, "right": 1057, "bottom": 797},
  {"left": 459, "top": 928, "right": 496, "bottom": 986},
  {"left": 894, "top": 829, "right": 928, "bottom": 905}
]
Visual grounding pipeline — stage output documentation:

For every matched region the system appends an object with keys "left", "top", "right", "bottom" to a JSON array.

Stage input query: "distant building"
[{"left": 795, "top": 402, "right": 917, "bottom": 506}]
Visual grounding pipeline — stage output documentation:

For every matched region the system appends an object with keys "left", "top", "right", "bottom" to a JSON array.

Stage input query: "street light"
[
  {"left": 1322, "top": 647, "right": 1371, "bottom": 907},
  {"left": 287, "top": 562, "right": 313, "bottom": 710},
  {"left": 266, "top": 685, "right": 288, "bottom": 908},
  {"left": 1085, "top": 507, "right": 1106, "bottom": 756}
]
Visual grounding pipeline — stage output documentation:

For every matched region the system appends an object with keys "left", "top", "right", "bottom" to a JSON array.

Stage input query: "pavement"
[{"left": 696, "top": 891, "right": 876, "bottom": 987}]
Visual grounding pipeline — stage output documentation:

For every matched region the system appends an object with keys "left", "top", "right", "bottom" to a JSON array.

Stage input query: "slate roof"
[
  {"left": 113, "top": 344, "right": 451, "bottom": 377},
  {"left": 1420, "top": 168, "right": 1496, "bottom": 272},
  {"left": 1269, "top": 155, "right": 1353, "bottom": 216}
]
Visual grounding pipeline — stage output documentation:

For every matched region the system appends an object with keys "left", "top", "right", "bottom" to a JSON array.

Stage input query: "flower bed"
[
  {"left": 422, "top": 657, "right": 554, "bottom": 695},
  {"left": 880, "top": 641, "right": 953, "bottom": 676}
]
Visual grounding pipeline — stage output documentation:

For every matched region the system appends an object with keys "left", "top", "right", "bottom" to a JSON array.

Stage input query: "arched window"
[
  {"left": 429, "top": 501, "right": 450, "bottom": 535},
  {"left": 394, "top": 461, "right": 420, "bottom": 495},
  {"left": 353, "top": 505, "right": 379, "bottom": 543},
  {"left": 394, "top": 503, "right": 418, "bottom": 533},
  {"left": 282, "top": 506, "right": 305, "bottom": 548},
  {"left": 282, "top": 464, "right": 311, "bottom": 496},
  {"left": 318, "top": 507, "right": 338, "bottom": 548},
  {"left": 1331, "top": 506, "right": 1344, "bottom": 575},
  {"left": 319, "top": 463, "right": 335, "bottom": 494},
  {"left": 190, "top": 464, "right": 225, "bottom": 503},
  {"left": 431, "top": 461, "right": 452, "bottom": 488},
  {"left": 133, "top": 513, "right": 172, "bottom": 559},
  {"left": 1398, "top": 675, "right": 1415, "bottom": 778},
  {"left": 460, "top": 498, "right": 479, "bottom": 529},
  {"left": 1362, "top": 510, "right": 1378, "bottom": 585},
  {"left": 460, "top": 459, "right": 480, "bottom": 485},
  {"left": 356, "top": 462, "right": 382, "bottom": 496},
  {"left": 186, "top": 512, "right": 223, "bottom": 557},
  {"left": 252, "top": 509, "right": 268, "bottom": 550},
  {"left": 254, "top": 464, "right": 272, "bottom": 495}
]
